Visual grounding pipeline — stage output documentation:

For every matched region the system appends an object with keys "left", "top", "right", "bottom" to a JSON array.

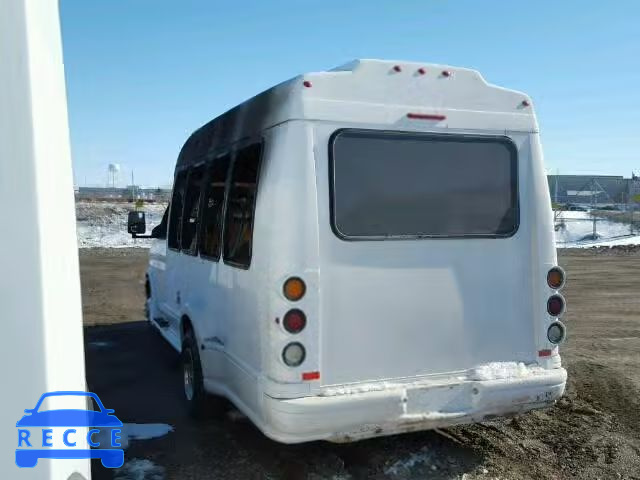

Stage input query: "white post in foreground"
[{"left": 0, "top": 0, "right": 91, "bottom": 479}]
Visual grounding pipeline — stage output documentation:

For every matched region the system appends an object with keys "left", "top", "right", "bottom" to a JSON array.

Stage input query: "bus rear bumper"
[{"left": 262, "top": 367, "right": 567, "bottom": 443}]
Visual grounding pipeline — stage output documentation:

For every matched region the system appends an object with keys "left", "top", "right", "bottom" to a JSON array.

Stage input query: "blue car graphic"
[{"left": 16, "top": 391, "right": 124, "bottom": 468}]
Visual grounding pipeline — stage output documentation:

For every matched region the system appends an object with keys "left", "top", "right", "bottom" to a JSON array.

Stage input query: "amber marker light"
[
  {"left": 547, "top": 267, "right": 565, "bottom": 290},
  {"left": 283, "top": 277, "right": 306, "bottom": 301}
]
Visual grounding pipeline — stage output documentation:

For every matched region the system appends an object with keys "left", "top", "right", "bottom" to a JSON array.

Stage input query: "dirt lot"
[{"left": 79, "top": 248, "right": 640, "bottom": 480}]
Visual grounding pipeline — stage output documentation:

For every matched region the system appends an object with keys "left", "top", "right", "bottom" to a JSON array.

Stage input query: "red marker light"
[
  {"left": 283, "top": 309, "right": 306, "bottom": 334},
  {"left": 538, "top": 349, "right": 552, "bottom": 357},
  {"left": 302, "top": 371, "right": 320, "bottom": 381},
  {"left": 303, "top": 80, "right": 312, "bottom": 88},
  {"left": 407, "top": 113, "right": 446, "bottom": 121}
]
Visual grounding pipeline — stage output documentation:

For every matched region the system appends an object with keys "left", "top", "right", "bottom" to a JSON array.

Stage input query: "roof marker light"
[
  {"left": 393, "top": 65, "right": 402, "bottom": 72},
  {"left": 407, "top": 113, "right": 446, "bottom": 121},
  {"left": 441, "top": 70, "right": 451, "bottom": 77},
  {"left": 303, "top": 80, "right": 312, "bottom": 88},
  {"left": 521, "top": 100, "right": 530, "bottom": 107},
  {"left": 417, "top": 67, "right": 426, "bottom": 75}
]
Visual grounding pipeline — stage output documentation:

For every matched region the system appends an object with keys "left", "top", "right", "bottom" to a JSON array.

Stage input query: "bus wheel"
[{"left": 181, "top": 330, "right": 207, "bottom": 418}]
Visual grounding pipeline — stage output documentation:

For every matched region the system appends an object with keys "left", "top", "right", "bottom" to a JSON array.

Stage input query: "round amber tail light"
[
  {"left": 547, "top": 267, "right": 565, "bottom": 290},
  {"left": 283, "top": 277, "right": 306, "bottom": 301}
]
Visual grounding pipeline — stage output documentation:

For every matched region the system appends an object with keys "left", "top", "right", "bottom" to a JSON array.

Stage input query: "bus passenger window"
[
  {"left": 223, "top": 143, "right": 263, "bottom": 268},
  {"left": 200, "top": 154, "right": 231, "bottom": 260},
  {"left": 181, "top": 167, "right": 205, "bottom": 255},
  {"left": 168, "top": 172, "right": 187, "bottom": 250}
]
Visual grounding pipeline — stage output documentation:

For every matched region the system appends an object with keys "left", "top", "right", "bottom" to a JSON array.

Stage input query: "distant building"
[
  {"left": 76, "top": 186, "right": 170, "bottom": 202},
  {"left": 547, "top": 174, "right": 639, "bottom": 205}
]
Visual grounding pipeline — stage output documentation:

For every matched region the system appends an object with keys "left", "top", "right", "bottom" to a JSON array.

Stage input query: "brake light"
[
  {"left": 547, "top": 294, "right": 565, "bottom": 317},
  {"left": 283, "top": 277, "right": 306, "bottom": 301},
  {"left": 283, "top": 309, "right": 306, "bottom": 334}
]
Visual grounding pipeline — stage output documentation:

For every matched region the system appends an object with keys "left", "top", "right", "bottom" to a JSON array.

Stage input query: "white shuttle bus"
[{"left": 134, "top": 59, "right": 568, "bottom": 443}]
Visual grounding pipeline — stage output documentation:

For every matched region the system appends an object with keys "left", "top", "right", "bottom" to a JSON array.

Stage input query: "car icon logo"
[{"left": 16, "top": 391, "right": 124, "bottom": 468}]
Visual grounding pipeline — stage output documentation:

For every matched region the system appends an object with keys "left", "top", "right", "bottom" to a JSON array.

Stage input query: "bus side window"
[
  {"left": 223, "top": 143, "right": 263, "bottom": 268},
  {"left": 200, "top": 154, "right": 231, "bottom": 260},
  {"left": 168, "top": 171, "right": 188, "bottom": 250},
  {"left": 180, "top": 166, "right": 205, "bottom": 255}
]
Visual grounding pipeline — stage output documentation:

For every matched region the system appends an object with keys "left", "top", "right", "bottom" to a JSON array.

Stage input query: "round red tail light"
[
  {"left": 283, "top": 309, "right": 306, "bottom": 334},
  {"left": 547, "top": 294, "right": 565, "bottom": 317},
  {"left": 547, "top": 267, "right": 565, "bottom": 289}
]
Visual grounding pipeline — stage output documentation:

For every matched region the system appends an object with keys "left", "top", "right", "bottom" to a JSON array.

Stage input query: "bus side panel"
[{"left": 256, "top": 121, "right": 322, "bottom": 389}]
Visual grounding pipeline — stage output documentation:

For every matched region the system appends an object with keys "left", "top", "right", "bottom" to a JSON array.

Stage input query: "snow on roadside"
[
  {"left": 555, "top": 211, "right": 640, "bottom": 248},
  {"left": 114, "top": 458, "right": 165, "bottom": 480},
  {"left": 76, "top": 201, "right": 166, "bottom": 248}
]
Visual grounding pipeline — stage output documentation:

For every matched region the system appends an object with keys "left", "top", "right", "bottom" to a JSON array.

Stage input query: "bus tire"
[{"left": 181, "top": 330, "right": 207, "bottom": 418}]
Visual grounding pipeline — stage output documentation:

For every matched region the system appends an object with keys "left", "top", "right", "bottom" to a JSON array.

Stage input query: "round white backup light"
[
  {"left": 547, "top": 322, "right": 566, "bottom": 344},
  {"left": 282, "top": 342, "right": 305, "bottom": 367}
]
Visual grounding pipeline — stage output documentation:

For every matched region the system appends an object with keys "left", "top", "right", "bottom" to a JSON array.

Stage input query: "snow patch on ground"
[
  {"left": 119, "top": 423, "right": 174, "bottom": 449},
  {"left": 87, "top": 340, "right": 113, "bottom": 349},
  {"left": 384, "top": 447, "right": 438, "bottom": 477},
  {"left": 76, "top": 201, "right": 166, "bottom": 248},
  {"left": 114, "top": 458, "right": 165, "bottom": 480},
  {"left": 467, "top": 362, "right": 546, "bottom": 381},
  {"left": 93, "top": 423, "right": 173, "bottom": 450}
]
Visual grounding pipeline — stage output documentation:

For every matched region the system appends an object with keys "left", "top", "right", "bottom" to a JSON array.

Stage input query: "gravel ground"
[{"left": 79, "top": 247, "right": 640, "bottom": 480}]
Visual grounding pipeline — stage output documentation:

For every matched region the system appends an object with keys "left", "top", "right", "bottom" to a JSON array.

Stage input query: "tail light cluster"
[
  {"left": 281, "top": 277, "right": 307, "bottom": 368},
  {"left": 545, "top": 267, "right": 567, "bottom": 345}
]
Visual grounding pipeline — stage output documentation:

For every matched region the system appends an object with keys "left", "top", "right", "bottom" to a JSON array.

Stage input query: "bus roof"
[{"left": 176, "top": 59, "right": 536, "bottom": 171}]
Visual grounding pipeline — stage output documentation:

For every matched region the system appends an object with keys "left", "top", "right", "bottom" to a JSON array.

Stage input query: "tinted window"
[
  {"left": 223, "top": 143, "right": 263, "bottom": 268},
  {"left": 181, "top": 167, "right": 205, "bottom": 254},
  {"left": 330, "top": 130, "right": 518, "bottom": 238},
  {"left": 200, "top": 154, "right": 231, "bottom": 260},
  {"left": 168, "top": 172, "right": 187, "bottom": 249}
]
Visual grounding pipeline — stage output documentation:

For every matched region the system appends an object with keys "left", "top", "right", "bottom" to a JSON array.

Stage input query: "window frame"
[
  {"left": 198, "top": 151, "right": 233, "bottom": 263},
  {"left": 179, "top": 163, "right": 206, "bottom": 256},
  {"left": 167, "top": 170, "right": 188, "bottom": 252},
  {"left": 328, "top": 128, "right": 520, "bottom": 241},
  {"left": 222, "top": 140, "right": 264, "bottom": 270}
]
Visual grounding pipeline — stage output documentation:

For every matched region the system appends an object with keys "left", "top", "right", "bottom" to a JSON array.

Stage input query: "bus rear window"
[{"left": 329, "top": 130, "right": 518, "bottom": 239}]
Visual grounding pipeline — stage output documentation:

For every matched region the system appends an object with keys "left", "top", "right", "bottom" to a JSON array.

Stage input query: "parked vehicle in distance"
[{"left": 130, "top": 59, "right": 568, "bottom": 443}]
